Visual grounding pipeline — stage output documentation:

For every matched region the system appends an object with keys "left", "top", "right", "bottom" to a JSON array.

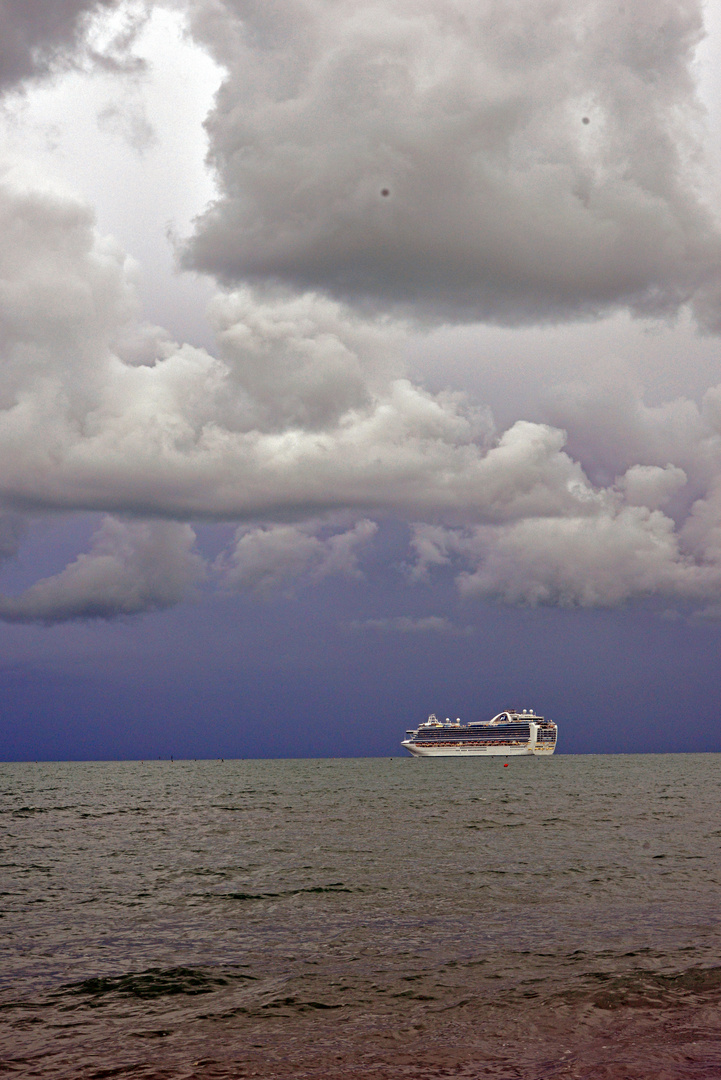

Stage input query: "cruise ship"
[{"left": 401, "top": 710, "right": 557, "bottom": 757}]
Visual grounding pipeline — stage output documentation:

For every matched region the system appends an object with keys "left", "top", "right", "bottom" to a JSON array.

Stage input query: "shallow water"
[{"left": 1, "top": 755, "right": 720, "bottom": 1078}]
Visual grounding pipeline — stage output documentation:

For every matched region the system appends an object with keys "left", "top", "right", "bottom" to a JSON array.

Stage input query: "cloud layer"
[
  {"left": 3, "top": 172, "right": 721, "bottom": 618},
  {"left": 184, "top": 0, "right": 721, "bottom": 325},
  {"left": 3, "top": 1, "right": 721, "bottom": 622},
  {"left": 0, "top": 179, "right": 623, "bottom": 525}
]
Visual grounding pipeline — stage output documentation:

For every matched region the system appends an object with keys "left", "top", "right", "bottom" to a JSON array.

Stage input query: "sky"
[{"left": 2, "top": 0, "right": 721, "bottom": 759}]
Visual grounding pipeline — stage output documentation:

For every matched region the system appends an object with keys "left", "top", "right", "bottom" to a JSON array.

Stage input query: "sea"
[{"left": 1, "top": 755, "right": 720, "bottom": 1079}]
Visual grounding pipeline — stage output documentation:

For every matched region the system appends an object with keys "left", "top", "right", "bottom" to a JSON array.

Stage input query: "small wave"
[
  {"left": 4, "top": 804, "right": 82, "bottom": 816},
  {"left": 561, "top": 966, "right": 721, "bottom": 1010},
  {"left": 260, "top": 995, "right": 344, "bottom": 1012},
  {"left": 55, "top": 966, "right": 255, "bottom": 1004},
  {"left": 391, "top": 990, "right": 437, "bottom": 1000},
  {"left": 207, "top": 883, "right": 354, "bottom": 901},
  {"left": 220, "top": 891, "right": 282, "bottom": 900}
]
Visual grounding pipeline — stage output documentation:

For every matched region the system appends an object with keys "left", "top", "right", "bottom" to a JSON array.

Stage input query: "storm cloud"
[
  {"left": 184, "top": 0, "right": 721, "bottom": 325},
  {"left": 3, "top": 1, "right": 721, "bottom": 624},
  {"left": 5, "top": 171, "right": 721, "bottom": 619}
]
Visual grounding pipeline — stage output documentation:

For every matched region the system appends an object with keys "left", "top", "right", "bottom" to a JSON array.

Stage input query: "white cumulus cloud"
[{"left": 216, "top": 518, "right": 378, "bottom": 593}]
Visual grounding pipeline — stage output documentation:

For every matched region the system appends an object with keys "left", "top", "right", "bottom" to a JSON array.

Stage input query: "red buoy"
[{"left": 504, "top": 763, "right": 509, "bottom": 767}]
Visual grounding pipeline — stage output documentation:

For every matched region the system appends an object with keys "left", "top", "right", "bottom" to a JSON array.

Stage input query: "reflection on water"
[{"left": 1, "top": 755, "right": 720, "bottom": 1077}]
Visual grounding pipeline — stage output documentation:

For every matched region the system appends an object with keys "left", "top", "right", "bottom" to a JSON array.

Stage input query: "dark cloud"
[
  {"left": 3, "top": 2, "right": 721, "bottom": 621},
  {"left": 183, "top": 0, "right": 721, "bottom": 326},
  {"left": 0, "top": 517, "right": 203, "bottom": 623},
  {"left": 0, "top": 1, "right": 125, "bottom": 91},
  {"left": 4, "top": 176, "right": 721, "bottom": 617}
]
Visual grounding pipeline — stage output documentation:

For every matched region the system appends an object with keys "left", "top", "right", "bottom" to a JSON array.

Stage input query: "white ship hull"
[{"left": 401, "top": 740, "right": 555, "bottom": 757}]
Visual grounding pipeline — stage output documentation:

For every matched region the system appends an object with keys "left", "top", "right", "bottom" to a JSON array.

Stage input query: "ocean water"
[{"left": 1, "top": 755, "right": 720, "bottom": 1079}]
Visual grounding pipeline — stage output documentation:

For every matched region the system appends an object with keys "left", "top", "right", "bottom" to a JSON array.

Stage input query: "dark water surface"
[{"left": 1, "top": 756, "right": 720, "bottom": 1078}]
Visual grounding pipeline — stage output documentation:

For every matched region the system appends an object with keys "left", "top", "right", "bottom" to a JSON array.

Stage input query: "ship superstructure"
[{"left": 401, "top": 710, "right": 557, "bottom": 757}]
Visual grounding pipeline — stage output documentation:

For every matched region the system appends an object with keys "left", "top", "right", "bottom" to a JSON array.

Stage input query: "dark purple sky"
[
  {"left": 1, "top": 0, "right": 721, "bottom": 759},
  {"left": 1, "top": 519, "right": 720, "bottom": 759}
]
